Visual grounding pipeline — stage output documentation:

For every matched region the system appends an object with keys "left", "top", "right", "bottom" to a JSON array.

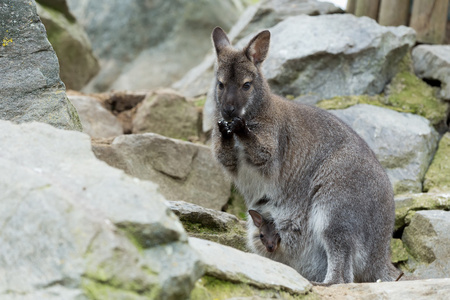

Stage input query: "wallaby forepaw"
[
  {"left": 230, "top": 117, "right": 248, "bottom": 135},
  {"left": 218, "top": 120, "right": 234, "bottom": 139}
]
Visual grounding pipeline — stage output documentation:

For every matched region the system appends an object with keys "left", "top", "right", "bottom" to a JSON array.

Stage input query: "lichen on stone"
[
  {"left": 316, "top": 54, "right": 449, "bottom": 130},
  {"left": 190, "top": 276, "right": 317, "bottom": 300},
  {"left": 423, "top": 133, "right": 450, "bottom": 193}
]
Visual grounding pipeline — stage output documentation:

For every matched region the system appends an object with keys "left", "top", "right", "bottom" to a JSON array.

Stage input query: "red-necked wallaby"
[
  {"left": 211, "top": 27, "right": 399, "bottom": 285},
  {"left": 248, "top": 210, "right": 281, "bottom": 253}
]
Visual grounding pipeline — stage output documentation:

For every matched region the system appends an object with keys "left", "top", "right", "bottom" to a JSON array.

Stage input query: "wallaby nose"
[
  {"left": 267, "top": 245, "right": 274, "bottom": 252},
  {"left": 223, "top": 105, "right": 235, "bottom": 119}
]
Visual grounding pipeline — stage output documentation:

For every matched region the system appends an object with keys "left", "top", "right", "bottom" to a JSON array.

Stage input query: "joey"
[{"left": 248, "top": 210, "right": 281, "bottom": 253}]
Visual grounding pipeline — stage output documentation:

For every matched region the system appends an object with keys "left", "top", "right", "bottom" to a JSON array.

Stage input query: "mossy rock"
[
  {"left": 385, "top": 71, "right": 448, "bottom": 129},
  {"left": 391, "top": 238, "right": 409, "bottom": 264},
  {"left": 394, "top": 193, "right": 450, "bottom": 231},
  {"left": 423, "top": 133, "right": 450, "bottom": 193},
  {"left": 191, "top": 276, "right": 319, "bottom": 300},
  {"left": 317, "top": 54, "right": 449, "bottom": 131}
]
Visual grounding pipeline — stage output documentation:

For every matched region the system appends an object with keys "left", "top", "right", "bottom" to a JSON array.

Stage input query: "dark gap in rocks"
[
  {"left": 393, "top": 226, "right": 405, "bottom": 239},
  {"left": 422, "top": 78, "right": 442, "bottom": 88}
]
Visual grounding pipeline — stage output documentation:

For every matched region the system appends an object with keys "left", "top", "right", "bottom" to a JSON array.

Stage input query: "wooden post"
[
  {"left": 378, "top": 0, "right": 410, "bottom": 26},
  {"left": 354, "top": 0, "right": 381, "bottom": 20},
  {"left": 410, "top": 0, "right": 450, "bottom": 44},
  {"left": 346, "top": 0, "right": 357, "bottom": 14}
]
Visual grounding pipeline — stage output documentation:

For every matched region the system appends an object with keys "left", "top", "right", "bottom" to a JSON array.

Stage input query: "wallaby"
[
  {"left": 210, "top": 27, "right": 400, "bottom": 285},
  {"left": 248, "top": 210, "right": 281, "bottom": 253}
]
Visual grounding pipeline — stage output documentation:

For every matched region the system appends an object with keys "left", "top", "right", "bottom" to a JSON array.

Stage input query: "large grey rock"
[
  {"left": 412, "top": 45, "right": 450, "bottom": 100},
  {"left": 189, "top": 238, "right": 312, "bottom": 297},
  {"left": 92, "top": 133, "right": 231, "bottom": 211},
  {"left": 173, "top": 0, "right": 343, "bottom": 101},
  {"left": 168, "top": 201, "right": 247, "bottom": 251},
  {"left": 331, "top": 104, "right": 439, "bottom": 194},
  {"left": 68, "top": 95, "right": 123, "bottom": 138},
  {"left": 313, "top": 278, "right": 450, "bottom": 299},
  {"left": 0, "top": 120, "right": 202, "bottom": 299},
  {"left": 132, "top": 89, "right": 200, "bottom": 141},
  {"left": 402, "top": 210, "right": 450, "bottom": 279},
  {"left": 36, "top": 2, "right": 99, "bottom": 90},
  {"left": 201, "top": 13, "right": 415, "bottom": 132},
  {"left": 395, "top": 193, "right": 450, "bottom": 231},
  {"left": 0, "top": 0, "right": 82, "bottom": 131},
  {"left": 67, "top": 0, "right": 243, "bottom": 92}
]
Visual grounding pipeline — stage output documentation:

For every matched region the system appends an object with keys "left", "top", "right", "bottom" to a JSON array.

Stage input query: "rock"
[
  {"left": 68, "top": 95, "right": 123, "bottom": 138},
  {"left": 259, "top": 14, "right": 415, "bottom": 98},
  {"left": 91, "top": 133, "right": 231, "bottom": 211},
  {"left": 168, "top": 201, "right": 247, "bottom": 252},
  {"left": 395, "top": 193, "right": 450, "bottom": 231},
  {"left": 189, "top": 238, "right": 312, "bottom": 299},
  {"left": 132, "top": 89, "right": 200, "bottom": 141},
  {"left": 36, "top": 3, "right": 99, "bottom": 91},
  {"left": 391, "top": 238, "right": 409, "bottom": 264},
  {"left": 401, "top": 210, "right": 450, "bottom": 279},
  {"left": 317, "top": 64, "right": 449, "bottom": 132},
  {"left": 412, "top": 45, "right": 450, "bottom": 100},
  {"left": 313, "top": 278, "right": 450, "bottom": 299},
  {"left": 202, "top": 13, "right": 415, "bottom": 132},
  {"left": 37, "top": 0, "right": 75, "bottom": 21},
  {"left": 423, "top": 133, "right": 450, "bottom": 193},
  {"left": 0, "top": 120, "right": 202, "bottom": 299},
  {"left": 0, "top": 0, "right": 82, "bottom": 131},
  {"left": 331, "top": 104, "right": 439, "bottom": 194},
  {"left": 173, "top": 0, "right": 343, "bottom": 100},
  {"left": 66, "top": 0, "right": 243, "bottom": 92}
]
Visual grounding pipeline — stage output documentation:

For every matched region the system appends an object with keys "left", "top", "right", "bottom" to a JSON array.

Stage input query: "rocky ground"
[{"left": 2, "top": 0, "right": 450, "bottom": 299}]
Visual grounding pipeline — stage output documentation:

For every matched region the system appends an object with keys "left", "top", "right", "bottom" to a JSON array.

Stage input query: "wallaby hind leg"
[{"left": 322, "top": 230, "right": 354, "bottom": 284}]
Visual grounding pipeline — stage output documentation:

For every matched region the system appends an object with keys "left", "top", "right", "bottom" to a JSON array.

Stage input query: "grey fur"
[{"left": 211, "top": 27, "right": 400, "bottom": 284}]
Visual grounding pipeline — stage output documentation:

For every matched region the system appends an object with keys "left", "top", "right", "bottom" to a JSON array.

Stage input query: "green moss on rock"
[
  {"left": 390, "top": 238, "right": 409, "bottom": 264},
  {"left": 191, "top": 276, "right": 318, "bottom": 300},
  {"left": 82, "top": 278, "right": 160, "bottom": 300},
  {"left": 394, "top": 193, "right": 450, "bottom": 231},
  {"left": 423, "top": 133, "right": 450, "bottom": 193},
  {"left": 386, "top": 71, "right": 448, "bottom": 127},
  {"left": 182, "top": 220, "right": 248, "bottom": 252},
  {"left": 316, "top": 54, "right": 449, "bottom": 129}
]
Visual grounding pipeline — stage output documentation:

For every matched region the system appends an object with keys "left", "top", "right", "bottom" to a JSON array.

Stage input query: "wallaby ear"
[
  {"left": 244, "top": 30, "right": 270, "bottom": 66},
  {"left": 212, "top": 26, "right": 231, "bottom": 55},
  {"left": 248, "top": 210, "right": 263, "bottom": 228}
]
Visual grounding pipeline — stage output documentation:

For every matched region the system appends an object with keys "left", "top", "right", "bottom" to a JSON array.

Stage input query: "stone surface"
[
  {"left": 92, "top": 133, "right": 231, "bottom": 211},
  {"left": 394, "top": 193, "right": 450, "bottom": 231},
  {"left": 0, "top": 0, "right": 82, "bottom": 131},
  {"left": 317, "top": 66, "right": 449, "bottom": 132},
  {"left": 173, "top": 0, "right": 343, "bottom": 99},
  {"left": 168, "top": 201, "right": 247, "bottom": 251},
  {"left": 202, "top": 13, "right": 415, "bottom": 132},
  {"left": 0, "top": 120, "right": 202, "bottom": 299},
  {"left": 68, "top": 95, "right": 123, "bottom": 138},
  {"left": 401, "top": 210, "right": 450, "bottom": 279},
  {"left": 424, "top": 133, "right": 450, "bottom": 193},
  {"left": 67, "top": 0, "right": 243, "bottom": 92},
  {"left": 132, "top": 89, "right": 200, "bottom": 141},
  {"left": 36, "top": 2, "right": 99, "bottom": 90},
  {"left": 313, "top": 278, "right": 450, "bottom": 300},
  {"left": 413, "top": 45, "right": 450, "bottom": 100},
  {"left": 189, "top": 238, "right": 312, "bottom": 298},
  {"left": 331, "top": 104, "right": 439, "bottom": 194}
]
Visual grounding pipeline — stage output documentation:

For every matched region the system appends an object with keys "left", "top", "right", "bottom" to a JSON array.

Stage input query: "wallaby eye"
[
  {"left": 259, "top": 234, "right": 264, "bottom": 239},
  {"left": 242, "top": 82, "right": 252, "bottom": 91},
  {"left": 218, "top": 81, "right": 224, "bottom": 90}
]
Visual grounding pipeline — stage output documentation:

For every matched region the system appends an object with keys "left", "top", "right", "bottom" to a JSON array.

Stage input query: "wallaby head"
[
  {"left": 211, "top": 27, "right": 271, "bottom": 122},
  {"left": 248, "top": 210, "right": 281, "bottom": 253}
]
